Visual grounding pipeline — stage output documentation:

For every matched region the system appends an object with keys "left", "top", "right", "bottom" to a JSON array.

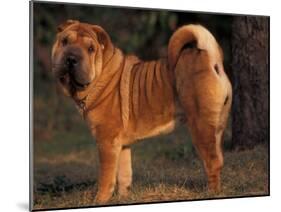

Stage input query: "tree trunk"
[{"left": 231, "top": 16, "right": 269, "bottom": 149}]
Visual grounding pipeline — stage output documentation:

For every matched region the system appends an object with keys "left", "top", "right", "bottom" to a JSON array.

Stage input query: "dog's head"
[{"left": 51, "top": 20, "right": 112, "bottom": 96}]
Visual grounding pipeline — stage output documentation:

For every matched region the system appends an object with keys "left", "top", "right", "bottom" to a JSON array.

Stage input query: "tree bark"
[{"left": 231, "top": 16, "right": 269, "bottom": 149}]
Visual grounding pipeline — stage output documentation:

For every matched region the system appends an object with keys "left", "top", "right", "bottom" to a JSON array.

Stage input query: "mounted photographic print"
[{"left": 30, "top": 0, "right": 269, "bottom": 211}]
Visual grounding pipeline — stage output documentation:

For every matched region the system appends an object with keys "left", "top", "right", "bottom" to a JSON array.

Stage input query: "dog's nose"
[{"left": 66, "top": 55, "right": 78, "bottom": 68}]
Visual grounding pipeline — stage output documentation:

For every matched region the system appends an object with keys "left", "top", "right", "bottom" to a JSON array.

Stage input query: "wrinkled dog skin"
[{"left": 51, "top": 20, "right": 232, "bottom": 204}]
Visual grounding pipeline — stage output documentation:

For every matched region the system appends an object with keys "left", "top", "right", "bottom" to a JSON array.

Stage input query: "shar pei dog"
[{"left": 51, "top": 20, "right": 232, "bottom": 204}]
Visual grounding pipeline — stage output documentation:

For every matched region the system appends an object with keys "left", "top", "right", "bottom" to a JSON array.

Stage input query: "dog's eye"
[
  {"left": 62, "top": 37, "right": 68, "bottom": 46},
  {"left": 88, "top": 46, "right": 94, "bottom": 53}
]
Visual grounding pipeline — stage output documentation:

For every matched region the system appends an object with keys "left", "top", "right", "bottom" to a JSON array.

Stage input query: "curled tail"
[{"left": 168, "top": 24, "right": 221, "bottom": 70}]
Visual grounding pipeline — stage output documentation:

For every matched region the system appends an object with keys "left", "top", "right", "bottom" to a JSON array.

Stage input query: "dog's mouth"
[{"left": 59, "top": 73, "right": 90, "bottom": 89}]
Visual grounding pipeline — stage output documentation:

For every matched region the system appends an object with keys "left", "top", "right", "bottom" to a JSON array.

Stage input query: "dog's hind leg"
[
  {"left": 173, "top": 49, "right": 231, "bottom": 193},
  {"left": 188, "top": 120, "right": 224, "bottom": 192},
  {"left": 168, "top": 23, "right": 232, "bottom": 193},
  {"left": 117, "top": 146, "right": 132, "bottom": 198}
]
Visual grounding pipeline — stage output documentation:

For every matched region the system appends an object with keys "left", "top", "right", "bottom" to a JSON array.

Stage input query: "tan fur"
[
  {"left": 171, "top": 25, "right": 232, "bottom": 192},
  {"left": 52, "top": 21, "right": 232, "bottom": 203},
  {"left": 117, "top": 147, "right": 132, "bottom": 197}
]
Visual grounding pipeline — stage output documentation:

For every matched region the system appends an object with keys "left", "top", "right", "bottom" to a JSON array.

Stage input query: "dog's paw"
[
  {"left": 94, "top": 193, "right": 111, "bottom": 205},
  {"left": 118, "top": 185, "right": 131, "bottom": 199}
]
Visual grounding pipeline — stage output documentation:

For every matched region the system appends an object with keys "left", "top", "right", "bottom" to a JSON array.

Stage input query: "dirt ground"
[{"left": 32, "top": 126, "right": 269, "bottom": 210}]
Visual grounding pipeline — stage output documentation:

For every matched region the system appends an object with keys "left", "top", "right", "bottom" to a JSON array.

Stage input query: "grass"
[{"left": 33, "top": 125, "right": 269, "bottom": 210}]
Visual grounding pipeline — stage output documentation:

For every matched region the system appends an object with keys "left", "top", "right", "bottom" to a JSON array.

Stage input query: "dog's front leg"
[
  {"left": 95, "top": 138, "right": 122, "bottom": 204},
  {"left": 117, "top": 146, "right": 132, "bottom": 198}
]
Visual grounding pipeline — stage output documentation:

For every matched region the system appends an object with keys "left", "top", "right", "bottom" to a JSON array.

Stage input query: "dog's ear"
[
  {"left": 91, "top": 25, "right": 112, "bottom": 50},
  {"left": 57, "top": 20, "right": 79, "bottom": 32}
]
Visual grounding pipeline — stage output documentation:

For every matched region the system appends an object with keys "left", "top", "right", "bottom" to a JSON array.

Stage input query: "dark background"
[
  {"left": 32, "top": 2, "right": 269, "bottom": 210},
  {"left": 33, "top": 2, "right": 233, "bottom": 147}
]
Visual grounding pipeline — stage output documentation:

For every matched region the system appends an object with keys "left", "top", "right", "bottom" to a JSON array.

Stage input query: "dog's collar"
[
  {"left": 74, "top": 95, "right": 88, "bottom": 118},
  {"left": 75, "top": 96, "right": 87, "bottom": 110}
]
